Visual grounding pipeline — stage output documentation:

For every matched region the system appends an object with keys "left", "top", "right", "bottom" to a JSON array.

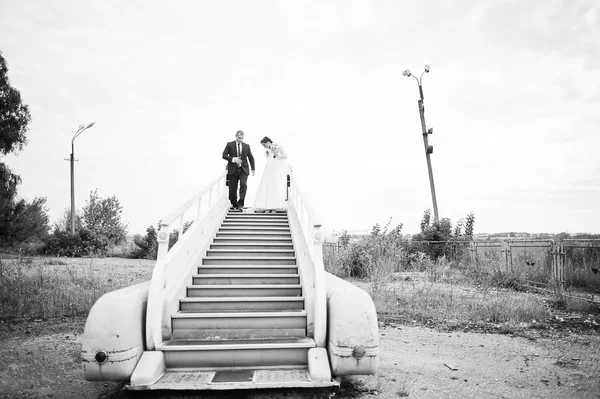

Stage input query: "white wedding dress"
[{"left": 252, "top": 143, "right": 289, "bottom": 210}]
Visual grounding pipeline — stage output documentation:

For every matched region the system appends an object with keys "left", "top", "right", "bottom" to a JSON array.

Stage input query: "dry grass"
[
  {"left": 351, "top": 255, "right": 552, "bottom": 328},
  {"left": 0, "top": 251, "right": 555, "bottom": 329},
  {"left": 0, "top": 256, "right": 154, "bottom": 320},
  {"left": 372, "top": 278, "right": 550, "bottom": 327}
]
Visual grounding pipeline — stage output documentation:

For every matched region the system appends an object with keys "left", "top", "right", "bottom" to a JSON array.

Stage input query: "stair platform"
[{"left": 127, "top": 367, "right": 338, "bottom": 390}]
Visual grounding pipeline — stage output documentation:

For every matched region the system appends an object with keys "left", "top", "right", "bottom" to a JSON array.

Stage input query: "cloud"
[{"left": 1, "top": 0, "right": 599, "bottom": 234}]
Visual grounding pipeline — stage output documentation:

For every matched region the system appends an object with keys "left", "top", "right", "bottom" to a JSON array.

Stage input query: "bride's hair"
[{"left": 260, "top": 136, "right": 273, "bottom": 144}]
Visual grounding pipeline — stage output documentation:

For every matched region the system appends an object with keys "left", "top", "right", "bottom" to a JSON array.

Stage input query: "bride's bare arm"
[{"left": 275, "top": 144, "right": 288, "bottom": 160}]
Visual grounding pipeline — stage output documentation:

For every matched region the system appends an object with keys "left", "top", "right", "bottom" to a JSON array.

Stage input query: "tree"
[
  {"left": 0, "top": 196, "right": 49, "bottom": 247},
  {"left": 464, "top": 212, "right": 475, "bottom": 240},
  {"left": 0, "top": 51, "right": 31, "bottom": 156},
  {"left": 131, "top": 220, "right": 194, "bottom": 259},
  {"left": 370, "top": 223, "right": 381, "bottom": 236},
  {"left": 169, "top": 220, "right": 194, "bottom": 250},
  {"left": 53, "top": 207, "right": 83, "bottom": 232},
  {"left": 414, "top": 217, "right": 453, "bottom": 242},
  {"left": 453, "top": 218, "right": 464, "bottom": 238},
  {"left": 0, "top": 163, "right": 21, "bottom": 231},
  {"left": 420, "top": 209, "right": 431, "bottom": 233},
  {"left": 412, "top": 217, "right": 454, "bottom": 260},
  {"left": 81, "top": 189, "right": 128, "bottom": 251},
  {"left": 0, "top": 52, "right": 40, "bottom": 248},
  {"left": 339, "top": 230, "right": 350, "bottom": 248}
]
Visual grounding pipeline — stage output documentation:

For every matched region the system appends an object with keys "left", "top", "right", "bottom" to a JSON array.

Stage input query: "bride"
[{"left": 252, "top": 136, "right": 289, "bottom": 211}]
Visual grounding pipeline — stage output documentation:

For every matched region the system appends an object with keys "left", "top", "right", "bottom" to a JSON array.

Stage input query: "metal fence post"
[
  {"left": 558, "top": 241, "right": 565, "bottom": 294},
  {"left": 469, "top": 242, "right": 475, "bottom": 263},
  {"left": 501, "top": 241, "right": 509, "bottom": 272}
]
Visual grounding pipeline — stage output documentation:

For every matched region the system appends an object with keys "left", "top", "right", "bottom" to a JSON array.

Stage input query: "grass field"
[
  {"left": 0, "top": 256, "right": 154, "bottom": 320},
  {"left": 1, "top": 254, "right": 599, "bottom": 398},
  {"left": 1, "top": 253, "right": 597, "bottom": 332}
]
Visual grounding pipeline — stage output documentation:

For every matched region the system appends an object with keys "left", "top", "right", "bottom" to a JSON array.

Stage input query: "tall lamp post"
[
  {"left": 69, "top": 122, "right": 95, "bottom": 234},
  {"left": 403, "top": 64, "right": 439, "bottom": 223}
]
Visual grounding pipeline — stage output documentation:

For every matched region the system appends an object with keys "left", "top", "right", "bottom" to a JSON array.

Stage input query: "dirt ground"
[{"left": 1, "top": 316, "right": 599, "bottom": 399}]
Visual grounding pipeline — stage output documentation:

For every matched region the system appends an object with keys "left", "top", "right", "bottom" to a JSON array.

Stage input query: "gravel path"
[{"left": 1, "top": 317, "right": 598, "bottom": 399}]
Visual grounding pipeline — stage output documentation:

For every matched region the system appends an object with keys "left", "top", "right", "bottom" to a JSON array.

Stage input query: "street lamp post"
[
  {"left": 403, "top": 65, "right": 439, "bottom": 223},
  {"left": 69, "top": 122, "right": 95, "bottom": 234}
]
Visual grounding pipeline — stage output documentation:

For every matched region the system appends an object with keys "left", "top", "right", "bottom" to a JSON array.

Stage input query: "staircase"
[{"left": 148, "top": 209, "right": 334, "bottom": 389}]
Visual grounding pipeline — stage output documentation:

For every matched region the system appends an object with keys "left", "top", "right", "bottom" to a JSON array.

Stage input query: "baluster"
[
  {"left": 178, "top": 215, "right": 184, "bottom": 240},
  {"left": 196, "top": 197, "right": 203, "bottom": 221},
  {"left": 208, "top": 187, "right": 214, "bottom": 208},
  {"left": 308, "top": 223, "right": 314, "bottom": 257}
]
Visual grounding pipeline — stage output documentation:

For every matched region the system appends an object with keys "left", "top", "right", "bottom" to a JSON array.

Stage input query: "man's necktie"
[{"left": 237, "top": 143, "right": 241, "bottom": 158}]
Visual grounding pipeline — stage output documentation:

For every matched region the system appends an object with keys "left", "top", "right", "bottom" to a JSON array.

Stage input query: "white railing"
[
  {"left": 286, "top": 170, "right": 327, "bottom": 348},
  {"left": 146, "top": 171, "right": 229, "bottom": 350}
]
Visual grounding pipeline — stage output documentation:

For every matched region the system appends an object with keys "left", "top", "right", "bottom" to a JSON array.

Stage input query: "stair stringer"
[
  {"left": 287, "top": 205, "right": 327, "bottom": 348},
  {"left": 146, "top": 193, "right": 229, "bottom": 350}
]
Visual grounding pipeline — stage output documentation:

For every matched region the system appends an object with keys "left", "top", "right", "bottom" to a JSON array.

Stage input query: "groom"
[{"left": 222, "top": 130, "right": 255, "bottom": 209}]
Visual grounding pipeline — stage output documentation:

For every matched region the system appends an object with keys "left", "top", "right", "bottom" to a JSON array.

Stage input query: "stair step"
[
  {"left": 197, "top": 265, "right": 298, "bottom": 275},
  {"left": 223, "top": 217, "right": 288, "bottom": 223},
  {"left": 202, "top": 257, "right": 296, "bottom": 266},
  {"left": 222, "top": 220, "right": 288, "bottom": 225},
  {"left": 206, "top": 249, "right": 295, "bottom": 258},
  {"left": 225, "top": 216, "right": 288, "bottom": 221},
  {"left": 223, "top": 219, "right": 289, "bottom": 224},
  {"left": 219, "top": 227, "right": 290, "bottom": 231},
  {"left": 171, "top": 311, "right": 307, "bottom": 340},
  {"left": 227, "top": 211, "right": 287, "bottom": 217},
  {"left": 159, "top": 338, "right": 313, "bottom": 369},
  {"left": 180, "top": 296, "right": 305, "bottom": 312},
  {"left": 187, "top": 284, "right": 302, "bottom": 297},
  {"left": 219, "top": 227, "right": 290, "bottom": 234},
  {"left": 192, "top": 274, "right": 300, "bottom": 285},
  {"left": 129, "top": 368, "right": 337, "bottom": 390},
  {"left": 213, "top": 236, "right": 292, "bottom": 243},
  {"left": 215, "top": 232, "right": 292, "bottom": 239},
  {"left": 210, "top": 243, "right": 294, "bottom": 250},
  {"left": 161, "top": 337, "right": 314, "bottom": 350}
]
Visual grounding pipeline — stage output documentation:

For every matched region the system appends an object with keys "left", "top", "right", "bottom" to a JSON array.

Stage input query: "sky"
[{"left": 1, "top": 0, "right": 599, "bottom": 235}]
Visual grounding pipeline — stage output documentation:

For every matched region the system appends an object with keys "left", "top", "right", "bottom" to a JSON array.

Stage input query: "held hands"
[{"left": 232, "top": 157, "right": 252, "bottom": 175}]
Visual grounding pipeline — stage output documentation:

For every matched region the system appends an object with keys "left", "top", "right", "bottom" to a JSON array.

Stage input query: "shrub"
[
  {"left": 329, "top": 218, "right": 404, "bottom": 278},
  {"left": 131, "top": 225, "right": 158, "bottom": 259},
  {"left": 42, "top": 229, "right": 90, "bottom": 257}
]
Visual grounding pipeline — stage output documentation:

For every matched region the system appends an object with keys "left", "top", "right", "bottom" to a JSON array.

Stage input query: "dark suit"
[{"left": 222, "top": 140, "right": 255, "bottom": 208}]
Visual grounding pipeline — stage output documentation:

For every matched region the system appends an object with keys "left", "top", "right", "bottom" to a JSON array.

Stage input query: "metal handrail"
[
  {"left": 146, "top": 171, "right": 228, "bottom": 350},
  {"left": 161, "top": 171, "right": 227, "bottom": 227}
]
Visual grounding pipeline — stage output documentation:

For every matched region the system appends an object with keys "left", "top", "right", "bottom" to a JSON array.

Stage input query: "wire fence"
[
  {"left": 560, "top": 240, "right": 600, "bottom": 302},
  {"left": 323, "top": 239, "right": 600, "bottom": 303}
]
